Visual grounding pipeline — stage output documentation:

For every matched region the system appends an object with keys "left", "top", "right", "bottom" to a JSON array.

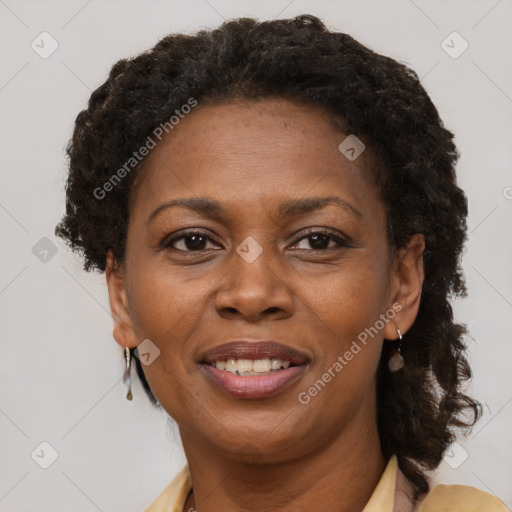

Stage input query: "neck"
[{"left": 179, "top": 412, "right": 387, "bottom": 512}]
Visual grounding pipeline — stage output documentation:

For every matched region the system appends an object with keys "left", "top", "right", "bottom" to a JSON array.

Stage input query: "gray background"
[{"left": 0, "top": 0, "right": 511, "bottom": 510}]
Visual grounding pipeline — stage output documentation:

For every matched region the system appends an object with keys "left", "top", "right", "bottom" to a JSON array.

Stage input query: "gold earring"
[
  {"left": 123, "top": 347, "right": 133, "bottom": 400},
  {"left": 388, "top": 328, "right": 404, "bottom": 372}
]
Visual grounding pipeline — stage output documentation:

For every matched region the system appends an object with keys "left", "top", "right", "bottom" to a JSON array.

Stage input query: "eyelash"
[{"left": 161, "top": 228, "right": 352, "bottom": 252}]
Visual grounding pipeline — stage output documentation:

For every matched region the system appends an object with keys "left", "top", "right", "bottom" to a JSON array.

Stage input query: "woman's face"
[{"left": 107, "top": 98, "right": 420, "bottom": 463}]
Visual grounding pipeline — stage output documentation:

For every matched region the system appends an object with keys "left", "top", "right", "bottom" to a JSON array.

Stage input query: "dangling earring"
[
  {"left": 388, "top": 328, "right": 404, "bottom": 372},
  {"left": 123, "top": 347, "right": 133, "bottom": 400}
]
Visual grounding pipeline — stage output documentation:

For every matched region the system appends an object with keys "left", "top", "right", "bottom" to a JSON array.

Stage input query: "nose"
[{"left": 214, "top": 245, "right": 295, "bottom": 322}]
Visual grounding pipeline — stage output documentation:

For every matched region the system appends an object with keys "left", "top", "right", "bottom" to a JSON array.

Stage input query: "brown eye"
[
  {"left": 163, "top": 231, "right": 220, "bottom": 251},
  {"left": 290, "top": 229, "right": 351, "bottom": 251}
]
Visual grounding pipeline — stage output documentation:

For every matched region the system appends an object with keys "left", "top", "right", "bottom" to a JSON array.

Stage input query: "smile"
[
  {"left": 201, "top": 362, "right": 307, "bottom": 399},
  {"left": 211, "top": 357, "right": 292, "bottom": 375},
  {"left": 199, "top": 340, "right": 310, "bottom": 399}
]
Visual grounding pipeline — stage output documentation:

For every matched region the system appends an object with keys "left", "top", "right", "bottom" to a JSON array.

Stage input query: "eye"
[
  {"left": 161, "top": 228, "right": 351, "bottom": 253},
  {"left": 289, "top": 228, "right": 351, "bottom": 251},
  {"left": 162, "top": 230, "right": 220, "bottom": 252}
]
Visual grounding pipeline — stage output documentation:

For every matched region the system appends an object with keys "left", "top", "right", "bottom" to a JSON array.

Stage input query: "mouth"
[
  {"left": 208, "top": 357, "right": 296, "bottom": 376},
  {"left": 199, "top": 340, "right": 310, "bottom": 399}
]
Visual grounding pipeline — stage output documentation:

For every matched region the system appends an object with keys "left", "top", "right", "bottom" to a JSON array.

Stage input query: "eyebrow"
[{"left": 147, "top": 195, "right": 362, "bottom": 226}]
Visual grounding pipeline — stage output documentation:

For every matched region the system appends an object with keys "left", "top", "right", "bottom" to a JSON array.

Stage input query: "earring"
[
  {"left": 388, "top": 328, "right": 404, "bottom": 372},
  {"left": 123, "top": 347, "right": 133, "bottom": 400}
]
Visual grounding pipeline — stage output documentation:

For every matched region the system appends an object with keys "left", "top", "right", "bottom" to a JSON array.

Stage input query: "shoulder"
[{"left": 419, "top": 483, "right": 508, "bottom": 512}]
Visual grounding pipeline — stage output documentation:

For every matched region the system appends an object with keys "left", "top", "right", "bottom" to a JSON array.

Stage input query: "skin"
[{"left": 106, "top": 98, "right": 425, "bottom": 512}]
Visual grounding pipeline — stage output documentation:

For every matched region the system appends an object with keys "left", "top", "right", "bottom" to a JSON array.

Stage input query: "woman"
[{"left": 55, "top": 14, "right": 507, "bottom": 512}]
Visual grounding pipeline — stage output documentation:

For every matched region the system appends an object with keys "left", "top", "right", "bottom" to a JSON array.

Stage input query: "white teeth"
[
  {"left": 212, "top": 357, "right": 292, "bottom": 374},
  {"left": 253, "top": 358, "right": 271, "bottom": 372},
  {"left": 237, "top": 359, "right": 253, "bottom": 373},
  {"left": 270, "top": 358, "right": 282, "bottom": 370},
  {"left": 225, "top": 359, "right": 237, "bottom": 373}
]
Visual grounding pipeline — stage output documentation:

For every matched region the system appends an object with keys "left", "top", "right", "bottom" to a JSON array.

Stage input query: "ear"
[
  {"left": 105, "top": 250, "right": 138, "bottom": 349},
  {"left": 383, "top": 233, "right": 425, "bottom": 340}
]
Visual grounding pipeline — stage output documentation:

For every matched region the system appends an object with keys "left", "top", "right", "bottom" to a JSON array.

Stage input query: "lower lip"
[{"left": 201, "top": 363, "right": 307, "bottom": 399}]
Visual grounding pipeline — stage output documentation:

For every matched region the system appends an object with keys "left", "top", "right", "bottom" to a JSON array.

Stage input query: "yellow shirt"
[{"left": 145, "top": 454, "right": 508, "bottom": 512}]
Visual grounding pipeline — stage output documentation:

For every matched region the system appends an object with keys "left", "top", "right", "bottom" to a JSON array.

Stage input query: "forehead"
[{"left": 130, "top": 98, "right": 381, "bottom": 221}]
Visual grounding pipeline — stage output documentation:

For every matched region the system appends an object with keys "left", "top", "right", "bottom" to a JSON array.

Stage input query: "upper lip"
[{"left": 200, "top": 340, "right": 310, "bottom": 365}]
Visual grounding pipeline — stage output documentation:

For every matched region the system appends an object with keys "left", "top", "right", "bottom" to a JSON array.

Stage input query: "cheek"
[
  {"left": 124, "top": 267, "right": 207, "bottom": 399},
  {"left": 127, "top": 262, "right": 206, "bottom": 339},
  {"left": 297, "top": 254, "right": 389, "bottom": 387},
  {"left": 293, "top": 272, "right": 385, "bottom": 433},
  {"left": 305, "top": 257, "right": 387, "bottom": 335}
]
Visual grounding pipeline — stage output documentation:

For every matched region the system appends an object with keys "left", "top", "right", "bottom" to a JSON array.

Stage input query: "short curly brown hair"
[{"left": 55, "top": 14, "right": 482, "bottom": 500}]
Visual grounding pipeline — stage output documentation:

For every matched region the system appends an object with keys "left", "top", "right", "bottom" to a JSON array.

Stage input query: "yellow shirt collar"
[
  {"left": 362, "top": 454, "right": 398, "bottom": 511},
  {"left": 145, "top": 454, "right": 400, "bottom": 512},
  {"left": 144, "top": 453, "right": 508, "bottom": 512}
]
